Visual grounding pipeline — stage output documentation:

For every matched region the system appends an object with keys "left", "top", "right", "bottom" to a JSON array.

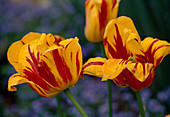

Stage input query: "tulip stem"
[
  {"left": 100, "top": 42, "right": 113, "bottom": 117},
  {"left": 135, "top": 91, "right": 145, "bottom": 117},
  {"left": 64, "top": 89, "right": 88, "bottom": 117},
  {"left": 56, "top": 95, "right": 63, "bottom": 117},
  {"left": 107, "top": 79, "right": 112, "bottom": 117}
]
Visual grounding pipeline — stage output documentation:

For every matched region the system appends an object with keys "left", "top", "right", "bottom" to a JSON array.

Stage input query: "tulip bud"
[{"left": 84, "top": 0, "right": 120, "bottom": 42}]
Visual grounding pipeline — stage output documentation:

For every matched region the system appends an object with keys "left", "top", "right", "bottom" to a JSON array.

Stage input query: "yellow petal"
[
  {"left": 37, "top": 33, "right": 50, "bottom": 54},
  {"left": 102, "top": 59, "right": 155, "bottom": 90},
  {"left": 28, "top": 82, "right": 61, "bottom": 98},
  {"left": 40, "top": 38, "right": 82, "bottom": 90},
  {"left": 102, "top": 59, "right": 132, "bottom": 81},
  {"left": 18, "top": 40, "right": 39, "bottom": 73},
  {"left": 104, "top": 16, "right": 140, "bottom": 59},
  {"left": 126, "top": 33, "right": 145, "bottom": 62},
  {"left": 8, "top": 73, "right": 28, "bottom": 91},
  {"left": 21, "top": 32, "right": 41, "bottom": 44},
  {"left": 141, "top": 37, "right": 170, "bottom": 66},
  {"left": 8, "top": 73, "right": 60, "bottom": 98},
  {"left": 7, "top": 41, "right": 24, "bottom": 72},
  {"left": 85, "top": 0, "right": 103, "bottom": 42},
  {"left": 7, "top": 32, "right": 41, "bottom": 73},
  {"left": 126, "top": 62, "right": 154, "bottom": 82},
  {"left": 84, "top": 0, "right": 120, "bottom": 42},
  {"left": 82, "top": 57, "right": 107, "bottom": 78}
]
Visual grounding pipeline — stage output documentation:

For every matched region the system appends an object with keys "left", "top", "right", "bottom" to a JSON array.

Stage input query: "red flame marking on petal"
[
  {"left": 104, "top": 24, "right": 129, "bottom": 59},
  {"left": 145, "top": 39, "right": 159, "bottom": 63},
  {"left": 28, "top": 83, "right": 47, "bottom": 97},
  {"left": 52, "top": 49, "right": 73, "bottom": 83},
  {"left": 38, "top": 60, "right": 60, "bottom": 87},
  {"left": 24, "top": 45, "right": 50, "bottom": 91},
  {"left": 114, "top": 24, "right": 129, "bottom": 59},
  {"left": 82, "top": 61, "right": 104, "bottom": 71},
  {"left": 76, "top": 50, "right": 80, "bottom": 75},
  {"left": 99, "top": 0, "right": 108, "bottom": 31},
  {"left": 142, "top": 63, "right": 145, "bottom": 76},
  {"left": 112, "top": 0, "right": 117, "bottom": 10}
]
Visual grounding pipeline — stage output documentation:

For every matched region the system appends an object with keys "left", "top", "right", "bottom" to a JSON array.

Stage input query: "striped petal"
[
  {"left": 141, "top": 37, "right": 170, "bottom": 67},
  {"left": 7, "top": 32, "right": 41, "bottom": 72},
  {"left": 8, "top": 73, "right": 60, "bottom": 98},
  {"left": 8, "top": 73, "right": 29, "bottom": 91},
  {"left": 85, "top": 0, "right": 102, "bottom": 42},
  {"left": 126, "top": 62, "right": 154, "bottom": 82},
  {"left": 102, "top": 59, "right": 132, "bottom": 81},
  {"left": 120, "top": 67, "right": 155, "bottom": 91},
  {"left": 104, "top": 16, "right": 140, "bottom": 59},
  {"left": 84, "top": 0, "right": 120, "bottom": 42},
  {"left": 82, "top": 57, "right": 107, "bottom": 78},
  {"left": 18, "top": 40, "right": 40, "bottom": 74},
  {"left": 102, "top": 59, "right": 155, "bottom": 90},
  {"left": 39, "top": 37, "right": 82, "bottom": 90}
]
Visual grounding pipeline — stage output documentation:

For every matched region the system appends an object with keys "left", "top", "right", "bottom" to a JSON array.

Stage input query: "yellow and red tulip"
[
  {"left": 7, "top": 32, "right": 82, "bottom": 98},
  {"left": 84, "top": 0, "right": 120, "bottom": 42},
  {"left": 82, "top": 16, "right": 170, "bottom": 90}
]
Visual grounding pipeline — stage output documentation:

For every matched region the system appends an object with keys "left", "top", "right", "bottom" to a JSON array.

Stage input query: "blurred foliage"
[{"left": 0, "top": 0, "right": 170, "bottom": 117}]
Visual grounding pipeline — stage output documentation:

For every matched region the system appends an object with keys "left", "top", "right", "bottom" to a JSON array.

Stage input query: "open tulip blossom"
[
  {"left": 82, "top": 16, "right": 170, "bottom": 91},
  {"left": 82, "top": 16, "right": 170, "bottom": 117},
  {"left": 84, "top": 0, "right": 120, "bottom": 42},
  {"left": 7, "top": 32, "right": 83, "bottom": 98}
]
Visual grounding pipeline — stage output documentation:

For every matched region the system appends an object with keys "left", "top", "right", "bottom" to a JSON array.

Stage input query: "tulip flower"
[
  {"left": 7, "top": 32, "right": 82, "bottom": 98},
  {"left": 82, "top": 16, "right": 170, "bottom": 91},
  {"left": 84, "top": 0, "right": 120, "bottom": 42},
  {"left": 83, "top": 16, "right": 170, "bottom": 117}
]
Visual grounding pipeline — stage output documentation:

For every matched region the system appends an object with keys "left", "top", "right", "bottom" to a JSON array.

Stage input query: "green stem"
[
  {"left": 135, "top": 91, "right": 145, "bottom": 117},
  {"left": 100, "top": 42, "right": 113, "bottom": 117},
  {"left": 56, "top": 95, "right": 62, "bottom": 117},
  {"left": 64, "top": 89, "right": 88, "bottom": 117},
  {"left": 107, "top": 79, "right": 112, "bottom": 117}
]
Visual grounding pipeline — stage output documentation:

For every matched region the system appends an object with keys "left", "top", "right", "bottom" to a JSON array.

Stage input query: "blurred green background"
[{"left": 0, "top": 0, "right": 170, "bottom": 117}]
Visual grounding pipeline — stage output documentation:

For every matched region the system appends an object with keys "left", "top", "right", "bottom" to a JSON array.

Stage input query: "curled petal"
[
  {"left": 102, "top": 59, "right": 132, "bottom": 81},
  {"left": 37, "top": 33, "right": 65, "bottom": 53},
  {"left": 102, "top": 59, "right": 155, "bottom": 90},
  {"left": 8, "top": 73, "right": 29, "bottom": 91},
  {"left": 141, "top": 37, "right": 170, "bottom": 66},
  {"left": 122, "top": 67, "right": 155, "bottom": 91},
  {"left": 82, "top": 57, "right": 107, "bottom": 78},
  {"left": 126, "top": 62, "right": 154, "bottom": 82},
  {"left": 104, "top": 16, "right": 140, "bottom": 59},
  {"left": 8, "top": 73, "right": 60, "bottom": 98}
]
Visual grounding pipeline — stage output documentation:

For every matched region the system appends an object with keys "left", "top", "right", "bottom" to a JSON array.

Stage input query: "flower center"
[{"left": 128, "top": 56, "right": 136, "bottom": 63}]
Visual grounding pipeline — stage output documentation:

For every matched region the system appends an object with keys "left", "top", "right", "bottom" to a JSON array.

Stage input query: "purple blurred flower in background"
[{"left": 148, "top": 99, "right": 165, "bottom": 113}]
